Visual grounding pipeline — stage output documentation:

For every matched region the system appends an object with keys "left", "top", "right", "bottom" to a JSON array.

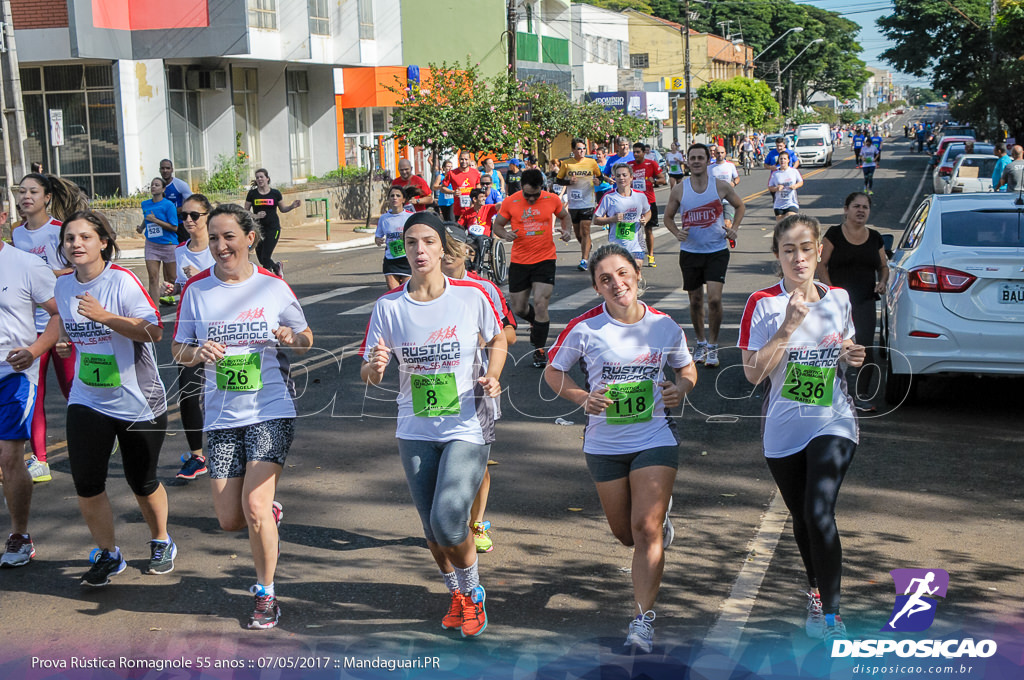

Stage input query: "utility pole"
[
  {"left": 683, "top": 0, "right": 692, "bottom": 149},
  {"left": 0, "top": 0, "right": 29, "bottom": 215},
  {"left": 507, "top": 0, "right": 517, "bottom": 81}
]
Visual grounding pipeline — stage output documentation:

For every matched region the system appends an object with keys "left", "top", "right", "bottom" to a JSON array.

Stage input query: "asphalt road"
[{"left": 2, "top": 110, "right": 1022, "bottom": 680}]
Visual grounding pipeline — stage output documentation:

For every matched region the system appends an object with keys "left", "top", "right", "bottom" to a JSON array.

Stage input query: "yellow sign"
[{"left": 663, "top": 76, "right": 685, "bottom": 90}]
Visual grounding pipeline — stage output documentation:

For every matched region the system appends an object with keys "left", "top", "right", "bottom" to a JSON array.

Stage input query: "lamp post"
[
  {"left": 746, "top": 26, "right": 803, "bottom": 77},
  {"left": 778, "top": 38, "right": 824, "bottom": 112}
]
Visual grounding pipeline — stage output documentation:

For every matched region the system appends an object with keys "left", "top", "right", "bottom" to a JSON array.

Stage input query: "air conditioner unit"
[{"left": 186, "top": 69, "right": 228, "bottom": 91}]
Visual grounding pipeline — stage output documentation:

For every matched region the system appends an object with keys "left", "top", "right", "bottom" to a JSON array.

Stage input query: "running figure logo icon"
[{"left": 882, "top": 568, "right": 949, "bottom": 632}]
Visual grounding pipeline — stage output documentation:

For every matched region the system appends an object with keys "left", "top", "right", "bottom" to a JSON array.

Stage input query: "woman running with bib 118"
[
  {"left": 545, "top": 243, "right": 697, "bottom": 653},
  {"left": 738, "top": 214, "right": 864, "bottom": 645},
  {"left": 361, "top": 211, "right": 507, "bottom": 639}
]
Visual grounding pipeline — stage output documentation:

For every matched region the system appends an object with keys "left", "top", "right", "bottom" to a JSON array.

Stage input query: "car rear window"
[
  {"left": 941, "top": 210, "right": 1024, "bottom": 247},
  {"left": 796, "top": 138, "right": 824, "bottom": 147},
  {"left": 956, "top": 158, "right": 998, "bottom": 177}
]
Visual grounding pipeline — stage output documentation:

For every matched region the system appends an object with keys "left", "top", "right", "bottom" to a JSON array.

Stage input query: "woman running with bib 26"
[
  {"left": 738, "top": 214, "right": 864, "bottom": 645},
  {"left": 361, "top": 211, "right": 507, "bottom": 639},
  {"left": 545, "top": 243, "right": 697, "bottom": 653},
  {"left": 172, "top": 204, "right": 313, "bottom": 630}
]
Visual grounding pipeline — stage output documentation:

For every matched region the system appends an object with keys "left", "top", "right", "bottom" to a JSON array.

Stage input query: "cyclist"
[
  {"left": 545, "top": 243, "right": 697, "bottom": 653},
  {"left": 172, "top": 203, "right": 313, "bottom": 629},
  {"left": 555, "top": 138, "right": 603, "bottom": 271},
  {"left": 738, "top": 137, "right": 756, "bottom": 175},
  {"left": 738, "top": 213, "right": 863, "bottom": 646},
  {"left": 55, "top": 210, "right": 174, "bottom": 586},
  {"left": 360, "top": 211, "right": 507, "bottom": 638},
  {"left": 593, "top": 163, "right": 651, "bottom": 268},
  {"left": 491, "top": 169, "right": 573, "bottom": 368}
]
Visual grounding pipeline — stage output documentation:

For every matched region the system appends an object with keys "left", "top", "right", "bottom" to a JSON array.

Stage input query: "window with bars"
[
  {"left": 248, "top": 0, "right": 277, "bottom": 30},
  {"left": 308, "top": 0, "right": 329, "bottom": 35},
  {"left": 630, "top": 53, "right": 649, "bottom": 69},
  {"left": 357, "top": 0, "right": 373, "bottom": 39}
]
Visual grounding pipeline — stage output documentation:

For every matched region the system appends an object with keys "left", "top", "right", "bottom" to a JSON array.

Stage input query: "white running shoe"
[
  {"left": 625, "top": 607, "right": 656, "bottom": 653},
  {"left": 693, "top": 342, "right": 708, "bottom": 364},
  {"left": 805, "top": 591, "right": 825, "bottom": 639},
  {"left": 705, "top": 344, "right": 719, "bottom": 368}
]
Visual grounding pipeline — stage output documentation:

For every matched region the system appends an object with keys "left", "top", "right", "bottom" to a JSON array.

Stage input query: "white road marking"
[
  {"left": 298, "top": 285, "right": 369, "bottom": 306},
  {"left": 702, "top": 490, "right": 789, "bottom": 655},
  {"left": 548, "top": 287, "right": 600, "bottom": 312},
  {"left": 900, "top": 162, "right": 932, "bottom": 224},
  {"left": 338, "top": 301, "right": 378, "bottom": 316}
]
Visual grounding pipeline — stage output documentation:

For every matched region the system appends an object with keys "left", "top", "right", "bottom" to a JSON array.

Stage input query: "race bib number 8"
[
  {"left": 605, "top": 380, "right": 654, "bottom": 425},
  {"left": 411, "top": 373, "right": 460, "bottom": 417},
  {"left": 79, "top": 353, "right": 121, "bottom": 389},
  {"left": 387, "top": 237, "right": 406, "bottom": 258},
  {"left": 216, "top": 353, "right": 263, "bottom": 392},
  {"left": 782, "top": 363, "right": 834, "bottom": 406},
  {"left": 615, "top": 222, "right": 638, "bottom": 242}
]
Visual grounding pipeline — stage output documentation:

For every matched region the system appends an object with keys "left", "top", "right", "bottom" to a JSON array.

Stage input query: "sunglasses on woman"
[{"left": 178, "top": 211, "right": 208, "bottom": 222}]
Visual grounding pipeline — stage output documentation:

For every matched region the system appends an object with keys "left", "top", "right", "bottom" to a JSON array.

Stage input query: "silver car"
[
  {"left": 942, "top": 154, "right": 998, "bottom": 194},
  {"left": 883, "top": 193, "right": 1024, "bottom": 403}
]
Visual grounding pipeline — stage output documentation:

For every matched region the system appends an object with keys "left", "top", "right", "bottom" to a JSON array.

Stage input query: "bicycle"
[
  {"left": 740, "top": 151, "right": 753, "bottom": 176},
  {"left": 446, "top": 222, "right": 509, "bottom": 285}
]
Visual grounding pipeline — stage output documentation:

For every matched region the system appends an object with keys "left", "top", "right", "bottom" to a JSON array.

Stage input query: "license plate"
[{"left": 998, "top": 282, "right": 1024, "bottom": 304}]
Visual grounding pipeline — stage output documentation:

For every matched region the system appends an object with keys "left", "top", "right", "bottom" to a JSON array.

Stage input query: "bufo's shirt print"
[
  {"left": 174, "top": 267, "right": 308, "bottom": 430},
  {"left": 360, "top": 277, "right": 503, "bottom": 445},
  {"left": 549, "top": 303, "right": 692, "bottom": 455},
  {"left": 738, "top": 281, "right": 858, "bottom": 458},
  {"left": 56, "top": 264, "right": 166, "bottom": 421},
  {"left": 678, "top": 178, "right": 727, "bottom": 254}
]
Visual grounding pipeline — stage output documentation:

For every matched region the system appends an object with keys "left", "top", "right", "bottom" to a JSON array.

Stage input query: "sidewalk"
[{"left": 117, "top": 217, "right": 381, "bottom": 259}]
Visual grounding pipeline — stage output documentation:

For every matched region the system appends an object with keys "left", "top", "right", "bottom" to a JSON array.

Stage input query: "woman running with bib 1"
[
  {"left": 172, "top": 204, "right": 312, "bottom": 630},
  {"left": 54, "top": 210, "right": 175, "bottom": 587},
  {"left": 544, "top": 244, "right": 697, "bottom": 653},
  {"left": 162, "top": 194, "right": 217, "bottom": 480},
  {"left": 593, "top": 163, "right": 651, "bottom": 268},
  {"left": 738, "top": 214, "right": 864, "bottom": 645},
  {"left": 375, "top": 186, "right": 414, "bottom": 289},
  {"left": 361, "top": 211, "right": 506, "bottom": 639},
  {"left": 12, "top": 173, "right": 87, "bottom": 483}
]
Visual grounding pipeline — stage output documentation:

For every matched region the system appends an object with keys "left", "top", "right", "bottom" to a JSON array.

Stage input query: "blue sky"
[{"left": 798, "top": 0, "right": 932, "bottom": 87}]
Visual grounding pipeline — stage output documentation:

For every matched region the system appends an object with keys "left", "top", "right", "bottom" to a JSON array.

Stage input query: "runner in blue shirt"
[
  {"left": 159, "top": 159, "right": 192, "bottom": 243},
  {"left": 852, "top": 131, "right": 865, "bottom": 166}
]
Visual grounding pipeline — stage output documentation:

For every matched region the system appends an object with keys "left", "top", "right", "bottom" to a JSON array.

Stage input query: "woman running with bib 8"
[
  {"left": 361, "top": 211, "right": 507, "bottom": 639},
  {"left": 738, "top": 213, "right": 864, "bottom": 645},
  {"left": 54, "top": 210, "right": 175, "bottom": 587},
  {"left": 172, "top": 204, "right": 313, "bottom": 630},
  {"left": 544, "top": 244, "right": 697, "bottom": 653}
]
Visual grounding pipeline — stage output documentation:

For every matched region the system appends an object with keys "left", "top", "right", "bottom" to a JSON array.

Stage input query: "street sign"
[{"left": 49, "top": 109, "right": 65, "bottom": 147}]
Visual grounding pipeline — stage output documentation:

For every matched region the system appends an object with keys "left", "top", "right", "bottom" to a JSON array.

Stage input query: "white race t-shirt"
[
  {"left": 360, "top": 277, "right": 503, "bottom": 446},
  {"left": 709, "top": 161, "right": 739, "bottom": 185},
  {"left": 665, "top": 151, "right": 685, "bottom": 175},
  {"left": 376, "top": 211, "right": 413, "bottom": 260},
  {"left": 56, "top": 264, "right": 166, "bottom": 421},
  {"left": 769, "top": 168, "right": 802, "bottom": 210},
  {"left": 174, "top": 266, "right": 309, "bottom": 430},
  {"left": 13, "top": 218, "right": 64, "bottom": 333},
  {"left": 738, "top": 281, "right": 858, "bottom": 458},
  {"left": 549, "top": 303, "right": 693, "bottom": 455},
  {"left": 595, "top": 190, "right": 649, "bottom": 256},
  {"left": 0, "top": 244, "right": 57, "bottom": 386},
  {"left": 861, "top": 145, "right": 878, "bottom": 168},
  {"left": 174, "top": 240, "right": 216, "bottom": 286}
]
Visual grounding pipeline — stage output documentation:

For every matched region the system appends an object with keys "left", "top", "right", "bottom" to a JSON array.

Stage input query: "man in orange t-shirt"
[
  {"left": 442, "top": 151, "right": 482, "bottom": 219},
  {"left": 492, "top": 169, "right": 572, "bottom": 368}
]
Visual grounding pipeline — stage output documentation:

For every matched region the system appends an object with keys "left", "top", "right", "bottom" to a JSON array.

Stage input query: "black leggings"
[
  {"left": 849, "top": 298, "right": 878, "bottom": 397},
  {"left": 256, "top": 225, "right": 281, "bottom": 269},
  {"left": 765, "top": 435, "right": 856, "bottom": 615},
  {"left": 66, "top": 404, "right": 167, "bottom": 498},
  {"left": 862, "top": 167, "right": 875, "bottom": 190},
  {"left": 177, "top": 363, "right": 204, "bottom": 452}
]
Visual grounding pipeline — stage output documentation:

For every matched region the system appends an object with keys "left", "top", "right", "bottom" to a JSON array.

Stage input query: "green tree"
[{"left": 692, "top": 77, "right": 780, "bottom": 135}]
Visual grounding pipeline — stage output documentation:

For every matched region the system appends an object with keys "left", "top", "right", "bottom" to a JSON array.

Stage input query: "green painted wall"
[{"left": 401, "top": 0, "right": 507, "bottom": 78}]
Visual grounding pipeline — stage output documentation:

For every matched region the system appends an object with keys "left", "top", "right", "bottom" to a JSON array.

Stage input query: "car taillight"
[
  {"left": 907, "top": 266, "right": 976, "bottom": 293},
  {"left": 938, "top": 167, "right": 952, "bottom": 177}
]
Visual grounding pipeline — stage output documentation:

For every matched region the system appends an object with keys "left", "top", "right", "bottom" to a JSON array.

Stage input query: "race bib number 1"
[
  {"left": 387, "top": 237, "right": 406, "bottom": 258},
  {"left": 79, "top": 353, "right": 121, "bottom": 389},
  {"left": 615, "top": 222, "right": 638, "bottom": 242},
  {"left": 216, "top": 353, "right": 263, "bottom": 392},
  {"left": 411, "top": 373, "right": 460, "bottom": 417},
  {"left": 782, "top": 363, "right": 834, "bottom": 406},
  {"left": 605, "top": 380, "right": 654, "bottom": 425}
]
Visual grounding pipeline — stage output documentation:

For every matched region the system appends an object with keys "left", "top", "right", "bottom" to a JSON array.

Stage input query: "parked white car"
[
  {"left": 793, "top": 134, "right": 833, "bottom": 167},
  {"left": 943, "top": 154, "right": 998, "bottom": 194},
  {"left": 883, "top": 193, "right": 1024, "bottom": 404}
]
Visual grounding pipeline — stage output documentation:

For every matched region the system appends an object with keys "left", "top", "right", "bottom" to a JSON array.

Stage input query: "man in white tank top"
[{"left": 663, "top": 144, "right": 746, "bottom": 368}]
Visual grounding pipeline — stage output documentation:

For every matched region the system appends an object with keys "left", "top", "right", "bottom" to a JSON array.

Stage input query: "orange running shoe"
[
  {"left": 461, "top": 586, "right": 488, "bottom": 638},
  {"left": 441, "top": 591, "right": 466, "bottom": 630}
]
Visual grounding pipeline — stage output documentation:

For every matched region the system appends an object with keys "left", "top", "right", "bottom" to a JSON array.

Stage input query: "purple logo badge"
[{"left": 882, "top": 568, "right": 949, "bottom": 632}]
